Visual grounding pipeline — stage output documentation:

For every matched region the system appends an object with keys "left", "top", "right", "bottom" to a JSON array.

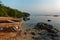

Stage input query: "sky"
[{"left": 1, "top": 0, "right": 60, "bottom": 15}]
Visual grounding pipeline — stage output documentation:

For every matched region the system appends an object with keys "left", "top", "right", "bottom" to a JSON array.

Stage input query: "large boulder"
[
  {"left": 34, "top": 22, "right": 59, "bottom": 34},
  {"left": 32, "top": 22, "right": 60, "bottom": 40},
  {"left": 34, "top": 22, "right": 53, "bottom": 30}
]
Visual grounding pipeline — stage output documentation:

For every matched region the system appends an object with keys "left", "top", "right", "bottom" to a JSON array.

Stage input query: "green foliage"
[
  {"left": 22, "top": 12, "right": 30, "bottom": 18},
  {"left": 0, "top": 4, "right": 8, "bottom": 17},
  {"left": 0, "top": 4, "right": 30, "bottom": 18}
]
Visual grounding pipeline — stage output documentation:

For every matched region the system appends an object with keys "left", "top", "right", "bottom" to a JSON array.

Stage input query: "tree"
[
  {"left": 0, "top": 2, "right": 30, "bottom": 18},
  {"left": 22, "top": 12, "right": 30, "bottom": 18}
]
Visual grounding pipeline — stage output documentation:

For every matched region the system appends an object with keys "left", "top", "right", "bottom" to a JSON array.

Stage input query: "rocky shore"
[
  {"left": 22, "top": 22, "right": 60, "bottom": 40},
  {"left": 2, "top": 22, "right": 60, "bottom": 40},
  {"left": 32, "top": 22, "right": 60, "bottom": 40}
]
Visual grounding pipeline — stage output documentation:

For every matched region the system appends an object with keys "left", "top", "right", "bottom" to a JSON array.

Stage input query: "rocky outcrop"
[
  {"left": 34, "top": 22, "right": 53, "bottom": 30},
  {"left": 32, "top": 22, "right": 60, "bottom": 40},
  {"left": 23, "top": 17, "right": 30, "bottom": 21},
  {"left": 34, "top": 22, "right": 59, "bottom": 33},
  {"left": 2, "top": 22, "right": 60, "bottom": 40},
  {"left": 16, "top": 22, "right": 59, "bottom": 40}
]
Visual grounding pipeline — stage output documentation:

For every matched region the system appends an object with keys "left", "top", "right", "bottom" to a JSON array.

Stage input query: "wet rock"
[
  {"left": 47, "top": 29, "right": 58, "bottom": 33},
  {"left": 52, "top": 28, "right": 59, "bottom": 33},
  {"left": 38, "top": 33, "right": 42, "bottom": 35},
  {"left": 48, "top": 20, "right": 51, "bottom": 22},
  {"left": 30, "top": 32, "right": 35, "bottom": 35},
  {"left": 47, "top": 33, "right": 58, "bottom": 37},
  {"left": 34, "top": 22, "right": 53, "bottom": 30},
  {"left": 32, "top": 37, "right": 35, "bottom": 39},
  {"left": 24, "top": 32, "right": 27, "bottom": 35},
  {"left": 34, "top": 22, "right": 59, "bottom": 33},
  {"left": 38, "top": 30, "right": 47, "bottom": 35},
  {"left": 23, "top": 17, "right": 30, "bottom": 21},
  {"left": 32, "top": 37, "right": 41, "bottom": 40},
  {"left": 32, "top": 22, "right": 59, "bottom": 40}
]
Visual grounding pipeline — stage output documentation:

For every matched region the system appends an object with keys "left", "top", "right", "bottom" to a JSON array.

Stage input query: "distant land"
[{"left": 31, "top": 13, "right": 60, "bottom": 16}]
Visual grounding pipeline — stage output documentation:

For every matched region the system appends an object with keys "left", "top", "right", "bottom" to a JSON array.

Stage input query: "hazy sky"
[{"left": 1, "top": 0, "right": 60, "bottom": 15}]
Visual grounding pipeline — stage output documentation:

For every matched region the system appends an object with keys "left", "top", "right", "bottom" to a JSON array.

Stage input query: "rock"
[
  {"left": 30, "top": 32, "right": 35, "bottom": 35},
  {"left": 47, "top": 33, "right": 58, "bottom": 37},
  {"left": 32, "top": 37, "right": 35, "bottom": 39},
  {"left": 32, "top": 22, "right": 59, "bottom": 40},
  {"left": 52, "top": 28, "right": 59, "bottom": 33},
  {"left": 23, "top": 17, "right": 30, "bottom": 21},
  {"left": 47, "top": 28, "right": 59, "bottom": 34},
  {"left": 38, "top": 33, "right": 42, "bottom": 35},
  {"left": 34, "top": 22, "right": 59, "bottom": 34},
  {"left": 48, "top": 20, "right": 51, "bottom": 22},
  {"left": 24, "top": 32, "right": 27, "bottom": 35},
  {"left": 20, "top": 22, "right": 59, "bottom": 40},
  {"left": 38, "top": 30, "right": 47, "bottom": 35},
  {"left": 32, "top": 37, "right": 41, "bottom": 40},
  {"left": 34, "top": 22, "right": 53, "bottom": 30}
]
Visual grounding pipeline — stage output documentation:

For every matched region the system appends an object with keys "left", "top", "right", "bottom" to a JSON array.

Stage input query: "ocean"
[{"left": 24, "top": 15, "right": 60, "bottom": 30}]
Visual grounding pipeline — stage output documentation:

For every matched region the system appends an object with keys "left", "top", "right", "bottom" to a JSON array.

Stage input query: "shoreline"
[{"left": 1, "top": 22, "right": 59, "bottom": 40}]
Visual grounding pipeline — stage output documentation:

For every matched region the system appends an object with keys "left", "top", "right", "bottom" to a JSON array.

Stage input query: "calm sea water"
[{"left": 24, "top": 16, "right": 60, "bottom": 30}]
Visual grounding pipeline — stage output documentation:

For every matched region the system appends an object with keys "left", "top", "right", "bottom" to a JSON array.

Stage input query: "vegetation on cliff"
[{"left": 0, "top": 2, "right": 30, "bottom": 18}]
